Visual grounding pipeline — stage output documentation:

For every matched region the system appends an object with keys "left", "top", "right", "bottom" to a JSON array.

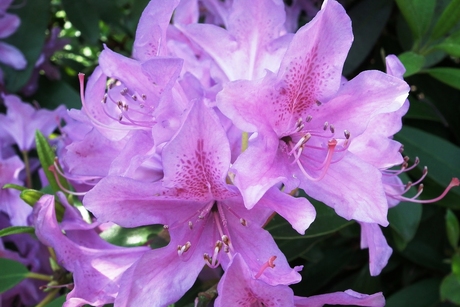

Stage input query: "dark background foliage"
[{"left": 0, "top": 0, "right": 459, "bottom": 306}]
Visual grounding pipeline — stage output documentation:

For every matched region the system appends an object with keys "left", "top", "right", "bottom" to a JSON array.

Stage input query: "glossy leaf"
[
  {"left": 100, "top": 224, "right": 164, "bottom": 247},
  {"left": 431, "top": 0, "right": 460, "bottom": 40},
  {"left": 0, "top": 226, "right": 35, "bottom": 238},
  {"left": 395, "top": 0, "right": 435, "bottom": 41},
  {"left": 446, "top": 209, "right": 460, "bottom": 250},
  {"left": 433, "top": 30, "right": 460, "bottom": 57},
  {"left": 440, "top": 273, "right": 460, "bottom": 304},
  {"left": 0, "top": 258, "right": 29, "bottom": 293},
  {"left": 389, "top": 200, "right": 422, "bottom": 249},
  {"left": 427, "top": 68, "right": 460, "bottom": 90},
  {"left": 0, "top": 0, "right": 49, "bottom": 92},
  {"left": 343, "top": 0, "right": 392, "bottom": 75},
  {"left": 453, "top": 254, "right": 460, "bottom": 277},
  {"left": 386, "top": 278, "right": 441, "bottom": 307},
  {"left": 395, "top": 126, "right": 460, "bottom": 198},
  {"left": 398, "top": 51, "right": 425, "bottom": 77}
]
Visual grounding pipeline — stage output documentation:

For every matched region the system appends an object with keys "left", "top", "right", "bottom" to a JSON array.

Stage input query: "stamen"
[
  {"left": 329, "top": 124, "right": 335, "bottom": 134},
  {"left": 163, "top": 225, "right": 169, "bottom": 230},
  {"left": 177, "top": 241, "right": 191, "bottom": 256},
  {"left": 188, "top": 221, "right": 193, "bottom": 229},
  {"left": 306, "top": 115, "right": 313, "bottom": 122},
  {"left": 394, "top": 178, "right": 459, "bottom": 204},
  {"left": 240, "top": 218, "right": 247, "bottom": 226},
  {"left": 48, "top": 164, "right": 87, "bottom": 196},
  {"left": 296, "top": 139, "right": 337, "bottom": 182},
  {"left": 254, "top": 256, "right": 277, "bottom": 279},
  {"left": 323, "top": 122, "right": 328, "bottom": 131}
]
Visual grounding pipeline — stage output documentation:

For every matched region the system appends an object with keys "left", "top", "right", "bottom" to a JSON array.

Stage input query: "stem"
[
  {"left": 21, "top": 150, "right": 32, "bottom": 188},
  {"left": 36, "top": 288, "right": 60, "bottom": 307},
  {"left": 26, "top": 272, "right": 53, "bottom": 282}
]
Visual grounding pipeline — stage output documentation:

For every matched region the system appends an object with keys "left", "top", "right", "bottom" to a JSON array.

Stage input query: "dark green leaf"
[
  {"left": 446, "top": 210, "right": 460, "bottom": 249},
  {"left": 1, "top": 0, "right": 49, "bottom": 92},
  {"left": 431, "top": 0, "right": 460, "bottom": 40},
  {"left": 389, "top": 201, "right": 422, "bottom": 248},
  {"left": 0, "top": 226, "right": 35, "bottom": 238},
  {"left": 343, "top": 0, "right": 393, "bottom": 75},
  {"left": 0, "top": 258, "right": 29, "bottom": 293},
  {"left": 453, "top": 254, "right": 460, "bottom": 277},
  {"left": 91, "top": 0, "right": 124, "bottom": 26},
  {"left": 440, "top": 273, "right": 460, "bottom": 304},
  {"left": 427, "top": 68, "right": 460, "bottom": 90},
  {"left": 46, "top": 295, "right": 67, "bottom": 307},
  {"left": 32, "top": 78, "right": 81, "bottom": 110},
  {"left": 395, "top": 126, "right": 460, "bottom": 198},
  {"left": 433, "top": 30, "right": 460, "bottom": 57},
  {"left": 398, "top": 51, "right": 425, "bottom": 77},
  {"left": 62, "top": 0, "right": 100, "bottom": 44},
  {"left": 395, "top": 0, "right": 435, "bottom": 41},
  {"left": 386, "top": 278, "right": 441, "bottom": 307}
]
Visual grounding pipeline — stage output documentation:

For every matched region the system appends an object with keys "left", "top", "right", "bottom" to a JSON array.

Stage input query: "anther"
[
  {"left": 118, "top": 114, "right": 123, "bottom": 121},
  {"left": 188, "top": 221, "right": 193, "bottom": 229},
  {"left": 117, "top": 101, "right": 123, "bottom": 109},
  {"left": 178, "top": 241, "right": 191, "bottom": 255},
  {"left": 222, "top": 235, "right": 230, "bottom": 246},
  {"left": 120, "top": 88, "right": 128, "bottom": 95},
  {"left": 323, "top": 122, "right": 329, "bottom": 131},
  {"left": 399, "top": 145, "right": 404, "bottom": 153},
  {"left": 132, "top": 95, "right": 137, "bottom": 101},
  {"left": 101, "top": 93, "right": 107, "bottom": 104},
  {"left": 344, "top": 130, "right": 350, "bottom": 139},
  {"left": 240, "top": 218, "right": 247, "bottom": 226},
  {"left": 306, "top": 115, "right": 313, "bottom": 122},
  {"left": 329, "top": 124, "right": 335, "bottom": 134},
  {"left": 142, "top": 94, "right": 147, "bottom": 100},
  {"left": 123, "top": 104, "right": 129, "bottom": 111},
  {"left": 140, "top": 104, "right": 144, "bottom": 108},
  {"left": 316, "top": 100, "right": 322, "bottom": 106},
  {"left": 404, "top": 156, "right": 410, "bottom": 162},
  {"left": 254, "top": 256, "right": 277, "bottom": 279},
  {"left": 163, "top": 225, "right": 169, "bottom": 229}
]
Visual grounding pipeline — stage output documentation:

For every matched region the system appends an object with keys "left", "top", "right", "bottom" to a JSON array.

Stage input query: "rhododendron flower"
[
  {"left": 83, "top": 99, "right": 314, "bottom": 306},
  {"left": 0, "top": 0, "right": 26, "bottom": 73},
  {"left": 217, "top": 0, "right": 409, "bottom": 226},
  {"left": 0, "top": 94, "right": 64, "bottom": 151},
  {"left": 33, "top": 193, "right": 150, "bottom": 307}
]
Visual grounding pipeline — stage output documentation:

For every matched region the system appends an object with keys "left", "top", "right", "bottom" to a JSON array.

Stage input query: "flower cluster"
[{"left": 6, "top": 0, "right": 457, "bottom": 306}]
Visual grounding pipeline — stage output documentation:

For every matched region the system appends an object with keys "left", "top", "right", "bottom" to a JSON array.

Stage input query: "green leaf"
[
  {"left": 440, "top": 273, "right": 460, "bottom": 304},
  {"left": 0, "top": 226, "right": 35, "bottom": 238},
  {"left": 433, "top": 30, "right": 460, "bottom": 57},
  {"left": 389, "top": 201, "right": 422, "bottom": 248},
  {"left": 100, "top": 224, "right": 164, "bottom": 247},
  {"left": 46, "top": 295, "right": 67, "bottom": 307},
  {"left": 427, "top": 67, "right": 460, "bottom": 90},
  {"left": 395, "top": 0, "right": 435, "bottom": 41},
  {"left": 32, "top": 78, "right": 81, "bottom": 110},
  {"left": 343, "top": 0, "right": 393, "bottom": 75},
  {"left": 2, "top": 183, "right": 27, "bottom": 192},
  {"left": 453, "top": 254, "right": 460, "bottom": 277},
  {"left": 0, "top": 0, "right": 49, "bottom": 92},
  {"left": 386, "top": 278, "right": 441, "bottom": 307},
  {"left": 431, "top": 0, "right": 460, "bottom": 39},
  {"left": 62, "top": 0, "right": 100, "bottom": 44},
  {"left": 0, "top": 258, "right": 29, "bottom": 293},
  {"left": 395, "top": 126, "right": 460, "bottom": 198},
  {"left": 398, "top": 51, "right": 426, "bottom": 77},
  {"left": 35, "top": 131, "right": 70, "bottom": 194},
  {"left": 446, "top": 210, "right": 460, "bottom": 249}
]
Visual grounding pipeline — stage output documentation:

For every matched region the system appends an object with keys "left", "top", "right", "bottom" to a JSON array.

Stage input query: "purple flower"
[
  {"left": 217, "top": 0, "right": 409, "bottom": 226},
  {"left": 0, "top": 94, "right": 65, "bottom": 151},
  {"left": 83, "top": 99, "right": 312, "bottom": 306},
  {"left": 33, "top": 193, "right": 150, "bottom": 307},
  {"left": 0, "top": 0, "right": 26, "bottom": 73}
]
